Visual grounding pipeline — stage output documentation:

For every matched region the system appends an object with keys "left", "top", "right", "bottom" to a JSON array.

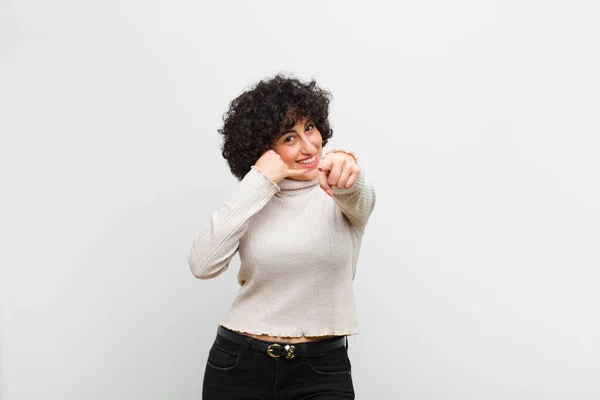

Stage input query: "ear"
[{"left": 264, "top": 141, "right": 276, "bottom": 153}]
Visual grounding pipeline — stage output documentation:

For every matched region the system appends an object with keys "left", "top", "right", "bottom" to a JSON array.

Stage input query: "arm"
[
  {"left": 187, "top": 166, "right": 280, "bottom": 279},
  {"left": 331, "top": 168, "right": 376, "bottom": 231}
]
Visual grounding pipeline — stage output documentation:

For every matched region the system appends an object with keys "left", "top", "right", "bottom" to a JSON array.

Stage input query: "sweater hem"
[{"left": 218, "top": 322, "right": 359, "bottom": 338}]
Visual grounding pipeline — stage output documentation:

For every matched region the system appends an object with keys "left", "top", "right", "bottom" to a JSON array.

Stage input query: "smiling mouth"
[
  {"left": 297, "top": 154, "right": 315, "bottom": 162},
  {"left": 296, "top": 154, "right": 318, "bottom": 168}
]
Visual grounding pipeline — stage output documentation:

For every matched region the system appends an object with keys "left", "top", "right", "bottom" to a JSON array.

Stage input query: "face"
[{"left": 272, "top": 117, "right": 323, "bottom": 181}]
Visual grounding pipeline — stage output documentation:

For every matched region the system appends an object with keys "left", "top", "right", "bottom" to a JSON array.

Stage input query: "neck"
[{"left": 277, "top": 177, "right": 319, "bottom": 192}]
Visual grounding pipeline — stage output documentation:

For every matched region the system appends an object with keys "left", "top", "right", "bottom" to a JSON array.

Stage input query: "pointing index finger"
[{"left": 317, "top": 157, "right": 332, "bottom": 197}]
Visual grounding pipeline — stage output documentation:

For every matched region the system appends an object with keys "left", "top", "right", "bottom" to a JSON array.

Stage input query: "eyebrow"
[{"left": 281, "top": 121, "right": 313, "bottom": 135}]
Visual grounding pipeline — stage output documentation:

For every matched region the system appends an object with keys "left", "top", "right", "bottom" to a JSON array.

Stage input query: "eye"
[
  {"left": 306, "top": 124, "right": 314, "bottom": 132},
  {"left": 283, "top": 135, "right": 295, "bottom": 143}
]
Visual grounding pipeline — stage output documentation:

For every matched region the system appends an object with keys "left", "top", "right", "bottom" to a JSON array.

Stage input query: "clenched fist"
[
  {"left": 317, "top": 152, "right": 359, "bottom": 197},
  {"left": 254, "top": 150, "right": 311, "bottom": 183}
]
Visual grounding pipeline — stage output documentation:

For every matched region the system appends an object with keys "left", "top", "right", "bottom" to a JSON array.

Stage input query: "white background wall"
[{"left": 2, "top": 1, "right": 599, "bottom": 399}]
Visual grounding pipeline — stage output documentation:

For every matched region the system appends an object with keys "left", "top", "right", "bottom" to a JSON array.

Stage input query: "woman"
[{"left": 188, "top": 74, "right": 376, "bottom": 399}]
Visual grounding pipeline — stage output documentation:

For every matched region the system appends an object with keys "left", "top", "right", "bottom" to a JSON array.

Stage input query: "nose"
[{"left": 300, "top": 135, "right": 318, "bottom": 154}]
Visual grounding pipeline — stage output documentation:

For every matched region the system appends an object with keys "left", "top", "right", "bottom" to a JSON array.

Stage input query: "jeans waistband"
[{"left": 216, "top": 325, "right": 347, "bottom": 359}]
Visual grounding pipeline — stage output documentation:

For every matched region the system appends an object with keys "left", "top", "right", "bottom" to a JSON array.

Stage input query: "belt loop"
[
  {"left": 241, "top": 336, "right": 253, "bottom": 350},
  {"left": 299, "top": 343, "right": 308, "bottom": 359}
]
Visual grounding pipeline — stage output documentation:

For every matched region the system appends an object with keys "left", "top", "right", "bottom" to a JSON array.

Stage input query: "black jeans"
[{"left": 202, "top": 326, "right": 355, "bottom": 399}]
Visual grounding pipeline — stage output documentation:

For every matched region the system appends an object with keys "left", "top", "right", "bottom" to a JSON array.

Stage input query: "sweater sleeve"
[
  {"left": 187, "top": 166, "right": 280, "bottom": 279},
  {"left": 330, "top": 169, "right": 376, "bottom": 232}
]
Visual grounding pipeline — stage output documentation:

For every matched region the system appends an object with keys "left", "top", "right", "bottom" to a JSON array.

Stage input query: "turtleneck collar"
[{"left": 277, "top": 177, "right": 319, "bottom": 192}]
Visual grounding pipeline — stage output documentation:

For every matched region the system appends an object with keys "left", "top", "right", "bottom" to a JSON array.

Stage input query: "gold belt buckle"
[{"left": 267, "top": 343, "right": 295, "bottom": 360}]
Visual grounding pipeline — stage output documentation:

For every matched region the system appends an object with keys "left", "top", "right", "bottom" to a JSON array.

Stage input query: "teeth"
[{"left": 298, "top": 155, "right": 316, "bottom": 164}]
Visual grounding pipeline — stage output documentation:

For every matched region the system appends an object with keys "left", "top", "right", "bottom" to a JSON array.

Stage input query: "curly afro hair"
[{"left": 219, "top": 74, "right": 334, "bottom": 181}]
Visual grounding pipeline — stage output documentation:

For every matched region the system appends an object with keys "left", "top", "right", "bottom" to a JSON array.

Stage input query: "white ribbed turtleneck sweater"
[{"left": 188, "top": 166, "right": 376, "bottom": 337}]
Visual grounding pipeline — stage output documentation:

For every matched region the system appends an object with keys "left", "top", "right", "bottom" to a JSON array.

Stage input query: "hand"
[
  {"left": 317, "top": 152, "right": 360, "bottom": 197},
  {"left": 254, "top": 150, "right": 310, "bottom": 183}
]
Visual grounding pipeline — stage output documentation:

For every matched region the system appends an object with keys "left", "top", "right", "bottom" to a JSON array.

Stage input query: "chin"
[{"left": 302, "top": 169, "right": 319, "bottom": 180}]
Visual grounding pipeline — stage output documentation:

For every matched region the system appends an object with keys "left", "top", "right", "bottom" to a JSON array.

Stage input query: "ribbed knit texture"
[{"left": 188, "top": 165, "right": 376, "bottom": 337}]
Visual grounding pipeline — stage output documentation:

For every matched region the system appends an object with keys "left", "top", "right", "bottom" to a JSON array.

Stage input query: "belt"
[{"left": 216, "top": 326, "right": 347, "bottom": 360}]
